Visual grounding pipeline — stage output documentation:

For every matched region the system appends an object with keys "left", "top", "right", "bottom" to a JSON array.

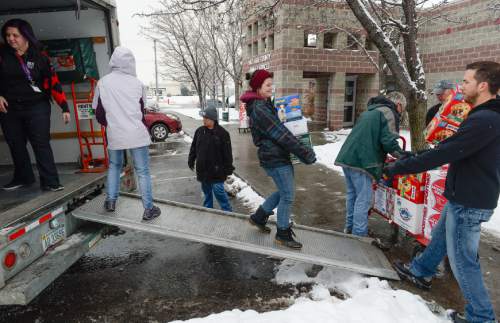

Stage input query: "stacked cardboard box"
[
  {"left": 275, "top": 94, "right": 313, "bottom": 164},
  {"left": 422, "top": 167, "right": 448, "bottom": 239}
]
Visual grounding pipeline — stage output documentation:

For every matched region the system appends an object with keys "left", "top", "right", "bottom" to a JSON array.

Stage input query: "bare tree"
[{"left": 140, "top": 5, "right": 211, "bottom": 108}]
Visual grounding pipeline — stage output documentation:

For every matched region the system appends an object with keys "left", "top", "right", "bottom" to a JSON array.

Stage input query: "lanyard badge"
[{"left": 16, "top": 53, "right": 41, "bottom": 92}]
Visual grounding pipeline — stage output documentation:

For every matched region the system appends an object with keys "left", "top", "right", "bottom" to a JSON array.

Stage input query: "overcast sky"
[{"left": 115, "top": 0, "right": 162, "bottom": 85}]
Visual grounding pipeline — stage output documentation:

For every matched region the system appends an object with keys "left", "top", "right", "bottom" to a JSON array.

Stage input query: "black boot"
[
  {"left": 449, "top": 311, "right": 468, "bottom": 323},
  {"left": 104, "top": 200, "right": 116, "bottom": 212},
  {"left": 275, "top": 225, "right": 302, "bottom": 249},
  {"left": 249, "top": 206, "right": 272, "bottom": 234}
]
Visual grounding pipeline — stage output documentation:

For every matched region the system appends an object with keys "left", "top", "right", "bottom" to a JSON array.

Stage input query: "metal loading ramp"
[{"left": 72, "top": 193, "right": 399, "bottom": 280}]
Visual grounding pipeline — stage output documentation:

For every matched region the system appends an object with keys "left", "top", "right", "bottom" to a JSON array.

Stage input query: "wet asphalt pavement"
[{"left": 1, "top": 107, "right": 499, "bottom": 322}]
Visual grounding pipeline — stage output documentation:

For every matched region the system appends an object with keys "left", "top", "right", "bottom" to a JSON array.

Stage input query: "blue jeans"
[
  {"left": 201, "top": 181, "right": 232, "bottom": 212},
  {"left": 261, "top": 165, "right": 295, "bottom": 230},
  {"left": 410, "top": 201, "right": 496, "bottom": 323},
  {"left": 342, "top": 167, "right": 373, "bottom": 236},
  {"left": 107, "top": 146, "right": 153, "bottom": 210}
]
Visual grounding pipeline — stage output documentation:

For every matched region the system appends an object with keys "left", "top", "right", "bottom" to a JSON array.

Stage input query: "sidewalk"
[{"left": 172, "top": 110, "right": 500, "bottom": 318}]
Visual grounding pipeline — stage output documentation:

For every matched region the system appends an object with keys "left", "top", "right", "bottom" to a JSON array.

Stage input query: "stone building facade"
[
  {"left": 242, "top": 0, "right": 379, "bottom": 130},
  {"left": 242, "top": 0, "right": 500, "bottom": 130}
]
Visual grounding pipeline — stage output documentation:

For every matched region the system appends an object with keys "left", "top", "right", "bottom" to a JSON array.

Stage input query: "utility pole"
[{"left": 154, "top": 39, "right": 159, "bottom": 106}]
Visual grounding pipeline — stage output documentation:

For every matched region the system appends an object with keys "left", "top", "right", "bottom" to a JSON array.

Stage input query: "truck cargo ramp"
[{"left": 73, "top": 193, "right": 399, "bottom": 280}]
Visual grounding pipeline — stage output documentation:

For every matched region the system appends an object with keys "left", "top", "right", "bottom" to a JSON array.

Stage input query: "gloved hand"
[
  {"left": 383, "top": 164, "right": 397, "bottom": 178},
  {"left": 399, "top": 150, "right": 415, "bottom": 159},
  {"left": 188, "top": 162, "right": 194, "bottom": 171}
]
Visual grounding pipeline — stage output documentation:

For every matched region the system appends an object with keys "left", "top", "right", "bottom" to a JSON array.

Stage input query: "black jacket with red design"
[{"left": 0, "top": 45, "right": 69, "bottom": 112}]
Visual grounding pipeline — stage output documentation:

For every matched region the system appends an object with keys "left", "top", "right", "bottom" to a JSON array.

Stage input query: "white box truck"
[{"left": 0, "top": 0, "right": 131, "bottom": 305}]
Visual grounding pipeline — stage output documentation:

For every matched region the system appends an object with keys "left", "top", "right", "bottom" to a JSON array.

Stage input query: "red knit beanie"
[{"left": 249, "top": 69, "right": 273, "bottom": 91}]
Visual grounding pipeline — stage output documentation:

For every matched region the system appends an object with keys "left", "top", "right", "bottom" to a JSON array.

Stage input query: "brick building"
[
  {"left": 420, "top": 0, "right": 500, "bottom": 107},
  {"left": 242, "top": 0, "right": 500, "bottom": 130},
  {"left": 242, "top": 1, "right": 379, "bottom": 129}
]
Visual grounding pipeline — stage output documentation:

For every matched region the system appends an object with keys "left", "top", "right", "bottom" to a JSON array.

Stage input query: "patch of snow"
[
  {"left": 313, "top": 129, "right": 351, "bottom": 175},
  {"left": 224, "top": 175, "right": 264, "bottom": 212},
  {"left": 171, "top": 259, "right": 449, "bottom": 323}
]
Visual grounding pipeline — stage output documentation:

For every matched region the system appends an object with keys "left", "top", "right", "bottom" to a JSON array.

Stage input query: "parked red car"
[{"left": 144, "top": 107, "right": 182, "bottom": 142}]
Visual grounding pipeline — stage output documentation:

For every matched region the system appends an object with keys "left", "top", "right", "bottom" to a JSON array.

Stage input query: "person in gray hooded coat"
[{"left": 92, "top": 46, "right": 161, "bottom": 221}]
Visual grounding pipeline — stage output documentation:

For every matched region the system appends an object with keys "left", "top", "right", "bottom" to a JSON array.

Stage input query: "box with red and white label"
[
  {"left": 424, "top": 168, "right": 448, "bottom": 214},
  {"left": 394, "top": 195, "right": 425, "bottom": 235},
  {"left": 423, "top": 208, "right": 441, "bottom": 240}
]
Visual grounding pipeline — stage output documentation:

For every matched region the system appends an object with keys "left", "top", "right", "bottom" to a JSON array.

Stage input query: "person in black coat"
[
  {"left": 188, "top": 106, "right": 234, "bottom": 212},
  {"left": 385, "top": 61, "right": 500, "bottom": 323}
]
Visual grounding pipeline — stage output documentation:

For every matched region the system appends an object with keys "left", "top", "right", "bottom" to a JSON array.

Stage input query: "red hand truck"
[{"left": 71, "top": 78, "right": 109, "bottom": 173}]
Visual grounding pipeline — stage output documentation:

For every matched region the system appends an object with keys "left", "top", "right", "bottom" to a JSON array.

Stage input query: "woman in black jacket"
[
  {"left": 0, "top": 19, "right": 70, "bottom": 191},
  {"left": 188, "top": 106, "right": 234, "bottom": 211}
]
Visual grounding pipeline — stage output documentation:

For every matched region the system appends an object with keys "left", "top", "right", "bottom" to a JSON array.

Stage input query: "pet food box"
[
  {"left": 393, "top": 195, "right": 425, "bottom": 235},
  {"left": 397, "top": 173, "right": 427, "bottom": 204}
]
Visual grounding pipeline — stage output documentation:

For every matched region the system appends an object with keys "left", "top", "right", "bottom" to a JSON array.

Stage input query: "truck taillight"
[{"left": 3, "top": 251, "right": 16, "bottom": 270}]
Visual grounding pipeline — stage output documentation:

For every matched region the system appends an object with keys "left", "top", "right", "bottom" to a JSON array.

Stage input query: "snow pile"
[
  {"left": 313, "top": 129, "right": 351, "bottom": 174},
  {"left": 167, "top": 108, "right": 239, "bottom": 125},
  {"left": 170, "top": 260, "right": 449, "bottom": 323},
  {"left": 224, "top": 175, "right": 264, "bottom": 212}
]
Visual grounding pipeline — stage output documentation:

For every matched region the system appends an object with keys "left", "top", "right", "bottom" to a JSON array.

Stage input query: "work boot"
[
  {"left": 275, "top": 225, "right": 303, "bottom": 250},
  {"left": 104, "top": 200, "right": 116, "bottom": 212},
  {"left": 393, "top": 261, "right": 432, "bottom": 290},
  {"left": 249, "top": 206, "right": 272, "bottom": 234},
  {"left": 143, "top": 205, "right": 161, "bottom": 221},
  {"left": 449, "top": 311, "right": 468, "bottom": 323}
]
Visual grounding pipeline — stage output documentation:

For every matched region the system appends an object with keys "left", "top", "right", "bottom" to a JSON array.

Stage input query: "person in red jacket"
[{"left": 0, "top": 19, "right": 70, "bottom": 192}]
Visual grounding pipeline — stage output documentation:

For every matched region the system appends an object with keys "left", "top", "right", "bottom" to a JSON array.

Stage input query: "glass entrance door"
[{"left": 343, "top": 76, "right": 357, "bottom": 127}]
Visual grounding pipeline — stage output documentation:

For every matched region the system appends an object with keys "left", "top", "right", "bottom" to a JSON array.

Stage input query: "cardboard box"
[
  {"left": 397, "top": 173, "right": 427, "bottom": 204},
  {"left": 374, "top": 184, "right": 388, "bottom": 215},
  {"left": 424, "top": 168, "right": 448, "bottom": 214},
  {"left": 275, "top": 94, "right": 302, "bottom": 122},
  {"left": 438, "top": 91, "right": 472, "bottom": 126},
  {"left": 423, "top": 208, "right": 441, "bottom": 240},
  {"left": 425, "top": 117, "right": 458, "bottom": 145},
  {"left": 374, "top": 184, "right": 396, "bottom": 219},
  {"left": 284, "top": 117, "right": 309, "bottom": 136},
  {"left": 393, "top": 195, "right": 425, "bottom": 235}
]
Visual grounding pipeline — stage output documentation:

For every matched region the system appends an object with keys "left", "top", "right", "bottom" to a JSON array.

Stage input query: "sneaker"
[
  {"left": 3, "top": 180, "right": 34, "bottom": 190},
  {"left": 143, "top": 205, "right": 161, "bottom": 221},
  {"left": 343, "top": 228, "right": 352, "bottom": 234},
  {"left": 449, "top": 311, "right": 468, "bottom": 323},
  {"left": 393, "top": 261, "right": 432, "bottom": 290},
  {"left": 104, "top": 200, "right": 116, "bottom": 212},
  {"left": 42, "top": 184, "right": 64, "bottom": 192},
  {"left": 275, "top": 225, "right": 303, "bottom": 250}
]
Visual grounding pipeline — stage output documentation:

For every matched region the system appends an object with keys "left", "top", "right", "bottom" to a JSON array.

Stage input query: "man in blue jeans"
[
  {"left": 335, "top": 91, "right": 408, "bottom": 236},
  {"left": 93, "top": 46, "right": 160, "bottom": 221},
  {"left": 385, "top": 61, "right": 500, "bottom": 323},
  {"left": 188, "top": 106, "right": 234, "bottom": 212}
]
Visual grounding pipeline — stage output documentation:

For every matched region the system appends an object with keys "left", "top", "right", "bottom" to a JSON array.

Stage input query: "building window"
[
  {"left": 323, "top": 32, "right": 337, "bottom": 49},
  {"left": 253, "top": 41, "right": 258, "bottom": 56},
  {"left": 247, "top": 43, "right": 252, "bottom": 57},
  {"left": 268, "top": 34, "right": 274, "bottom": 51},
  {"left": 253, "top": 21, "right": 259, "bottom": 37},
  {"left": 304, "top": 32, "right": 317, "bottom": 48},
  {"left": 261, "top": 37, "right": 267, "bottom": 52},
  {"left": 247, "top": 24, "right": 252, "bottom": 39},
  {"left": 347, "top": 34, "right": 360, "bottom": 50}
]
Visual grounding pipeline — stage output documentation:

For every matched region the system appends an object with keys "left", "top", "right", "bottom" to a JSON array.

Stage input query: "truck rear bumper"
[{"left": 0, "top": 224, "right": 104, "bottom": 305}]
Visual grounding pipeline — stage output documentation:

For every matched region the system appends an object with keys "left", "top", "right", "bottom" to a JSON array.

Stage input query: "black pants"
[{"left": 0, "top": 100, "right": 60, "bottom": 186}]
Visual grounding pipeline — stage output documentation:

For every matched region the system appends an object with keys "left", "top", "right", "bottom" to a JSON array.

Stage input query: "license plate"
[{"left": 42, "top": 226, "right": 66, "bottom": 251}]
